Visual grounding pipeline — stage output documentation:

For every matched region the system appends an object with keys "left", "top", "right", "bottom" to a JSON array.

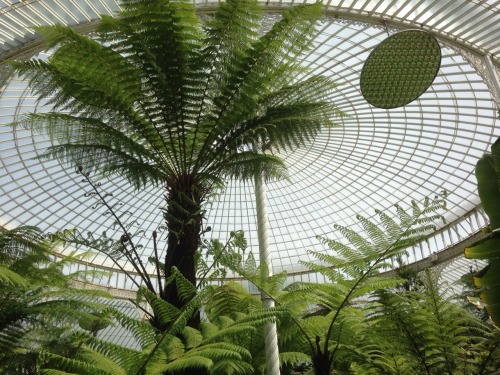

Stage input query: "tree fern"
[
  {"left": 38, "top": 291, "right": 262, "bottom": 374},
  {"left": 366, "top": 269, "right": 496, "bottom": 374},
  {"left": 0, "top": 226, "right": 114, "bottom": 373},
  {"left": 11, "top": 0, "right": 343, "bottom": 324},
  {"left": 205, "top": 281, "right": 262, "bottom": 319},
  {"left": 217, "top": 195, "right": 447, "bottom": 374}
]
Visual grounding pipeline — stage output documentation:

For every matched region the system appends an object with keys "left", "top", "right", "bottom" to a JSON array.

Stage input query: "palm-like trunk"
[{"left": 160, "top": 174, "right": 203, "bottom": 330}]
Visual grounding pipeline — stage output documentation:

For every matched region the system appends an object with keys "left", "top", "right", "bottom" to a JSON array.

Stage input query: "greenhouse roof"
[{"left": 1, "top": 0, "right": 499, "bottom": 290}]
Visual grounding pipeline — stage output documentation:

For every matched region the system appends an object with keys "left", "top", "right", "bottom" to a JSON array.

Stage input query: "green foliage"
[
  {"left": 37, "top": 286, "right": 280, "bottom": 375},
  {"left": 203, "top": 281, "right": 307, "bottom": 374},
  {"left": 476, "top": 138, "right": 500, "bottom": 229},
  {"left": 11, "top": 0, "right": 344, "bottom": 327},
  {"left": 366, "top": 269, "right": 497, "bottom": 375},
  {"left": 205, "top": 281, "right": 262, "bottom": 319},
  {"left": 465, "top": 136, "right": 500, "bottom": 326},
  {"left": 217, "top": 195, "right": 447, "bottom": 374},
  {"left": 0, "top": 226, "right": 113, "bottom": 374},
  {"left": 11, "top": 0, "right": 342, "bottom": 189},
  {"left": 310, "top": 193, "right": 446, "bottom": 280},
  {"left": 3, "top": 193, "right": 490, "bottom": 374}
]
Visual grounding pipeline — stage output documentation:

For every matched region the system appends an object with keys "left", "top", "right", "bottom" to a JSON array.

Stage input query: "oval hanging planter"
[{"left": 360, "top": 29, "right": 441, "bottom": 109}]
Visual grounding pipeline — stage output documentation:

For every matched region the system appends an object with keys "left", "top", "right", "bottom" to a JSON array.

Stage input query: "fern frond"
[
  {"left": 39, "top": 351, "right": 110, "bottom": 375},
  {"left": 0, "top": 265, "right": 28, "bottom": 286},
  {"left": 138, "top": 287, "right": 180, "bottom": 328},
  {"left": 202, "top": 325, "right": 257, "bottom": 345},
  {"left": 78, "top": 347, "right": 127, "bottom": 375},
  {"left": 332, "top": 224, "right": 378, "bottom": 260},
  {"left": 161, "top": 356, "right": 213, "bottom": 373},
  {"left": 218, "top": 151, "right": 288, "bottom": 182},
  {"left": 357, "top": 214, "right": 391, "bottom": 250},
  {"left": 181, "top": 326, "right": 203, "bottom": 349},
  {"left": 163, "top": 334, "right": 185, "bottom": 363},
  {"left": 206, "top": 281, "right": 262, "bottom": 320},
  {"left": 107, "top": 307, "right": 156, "bottom": 349},
  {"left": 0, "top": 225, "right": 51, "bottom": 263},
  {"left": 170, "top": 267, "right": 197, "bottom": 303},
  {"left": 279, "top": 351, "right": 311, "bottom": 367},
  {"left": 210, "top": 359, "right": 254, "bottom": 375},
  {"left": 366, "top": 268, "right": 494, "bottom": 375}
]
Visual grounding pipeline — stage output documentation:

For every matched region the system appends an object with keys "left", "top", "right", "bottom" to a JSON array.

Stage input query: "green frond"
[
  {"left": 202, "top": 325, "right": 257, "bottom": 345},
  {"left": 300, "top": 315, "right": 330, "bottom": 339},
  {"left": 267, "top": 272, "right": 288, "bottom": 295},
  {"left": 79, "top": 347, "right": 127, "bottom": 375},
  {"left": 91, "top": 309, "right": 156, "bottom": 352},
  {"left": 184, "top": 347, "right": 243, "bottom": 363},
  {"left": 199, "top": 322, "right": 220, "bottom": 342},
  {"left": 395, "top": 203, "right": 413, "bottom": 228},
  {"left": 219, "top": 151, "right": 288, "bottom": 182},
  {"left": 206, "top": 282, "right": 261, "bottom": 319},
  {"left": 86, "top": 337, "right": 143, "bottom": 372},
  {"left": 267, "top": 104, "right": 337, "bottom": 152},
  {"left": 163, "top": 335, "right": 186, "bottom": 362},
  {"left": 0, "top": 325, "right": 25, "bottom": 353},
  {"left": 366, "top": 269, "right": 494, "bottom": 375},
  {"left": 138, "top": 287, "right": 180, "bottom": 328},
  {"left": 12, "top": 113, "right": 170, "bottom": 189},
  {"left": 349, "top": 276, "right": 404, "bottom": 299},
  {"left": 313, "top": 239, "right": 363, "bottom": 268},
  {"left": 181, "top": 326, "right": 203, "bottom": 349},
  {"left": 13, "top": 33, "right": 140, "bottom": 115},
  {"left": 168, "top": 284, "right": 217, "bottom": 335},
  {"left": 0, "top": 225, "right": 50, "bottom": 263},
  {"left": 332, "top": 224, "right": 378, "bottom": 260},
  {"left": 170, "top": 267, "right": 197, "bottom": 303},
  {"left": 375, "top": 209, "right": 402, "bottom": 241},
  {"left": 246, "top": 2, "right": 322, "bottom": 82},
  {"left": 207, "top": 316, "right": 236, "bottom": 331},
  {"left": 100, "top": 0, "right": 206, "bottom": 147},
  {"left": 0, "top": 265, "right": 28, "bottom": 286},
  {"left": 356, "top": 214, "right": 391, "bottom": 250},
  {"left": 279, "top": 351, "right": 312, "bottom": 367},
  {"left": 282, "top": 281, "right": 347, "bottom": 310},
  {"left": 161, "top": 356, "right": 213, "bottom": 373},
  {"left": 196, "top": 342, "right": 251, "bottom": 362},
  {"left": 40, "top": 370, "right": 79, "bottom": 375},
  {"left": 243, "top": 251, "right": 256, "bottom": 276},
  {"left": 210, "top": 359, "right": 254, "bottom": 375},
  {"left": 34, "top": 23, "right": 94, "bottom": 49},
  {"left": 264, "top": 75, "right": 340, "bottom": 107},
  {"left": 195, "top": 2, "right": 331, "bottom": 165},
  {"left": 203, "top": 0, "right": 261, "bottom": 101},
  {"left": 39, "top": 351, "right": 110, "bottom": 375},
  {"left": 312, "top": 196, "right": 448, "bottom": 280},
  {"left": 299, "top": 260, "right": 344, "bottom": 283},
  {"left": 231, "top": 307, "right": 287, "bottom": 327}
]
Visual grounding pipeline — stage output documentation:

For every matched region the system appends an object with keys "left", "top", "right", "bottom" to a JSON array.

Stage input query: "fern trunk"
[
  {"left": 313, "top": 359, "right": 332, "bottom": 375},
  {"left": 160, "top": 174, "right": 204, "bottom": 330},
  {"left": 312, "top": 349, "right": 332, "bottom": 375}
]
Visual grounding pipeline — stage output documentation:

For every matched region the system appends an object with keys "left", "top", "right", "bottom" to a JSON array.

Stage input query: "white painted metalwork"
[{"left": 255, "top": 173, "right": 281, "bottom": 375}]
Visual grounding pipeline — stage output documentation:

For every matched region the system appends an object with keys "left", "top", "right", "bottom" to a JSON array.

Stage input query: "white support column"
[{"left": 254, "top": 173, "right": 281, "bottom": 375}]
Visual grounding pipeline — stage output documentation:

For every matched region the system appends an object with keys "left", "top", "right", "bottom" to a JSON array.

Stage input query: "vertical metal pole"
[{"left": 254, "top": 173, "right": 281, "bottom": 375}]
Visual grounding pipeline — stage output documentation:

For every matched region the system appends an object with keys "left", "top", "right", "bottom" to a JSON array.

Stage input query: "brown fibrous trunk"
[{"left": 154, "top": 174, "right": 204, "bottom": 331}]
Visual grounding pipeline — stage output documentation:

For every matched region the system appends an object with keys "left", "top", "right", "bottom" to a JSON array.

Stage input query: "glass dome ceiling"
[{"left": 1, "top": 0, "right": 499, "bottom": 290}]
